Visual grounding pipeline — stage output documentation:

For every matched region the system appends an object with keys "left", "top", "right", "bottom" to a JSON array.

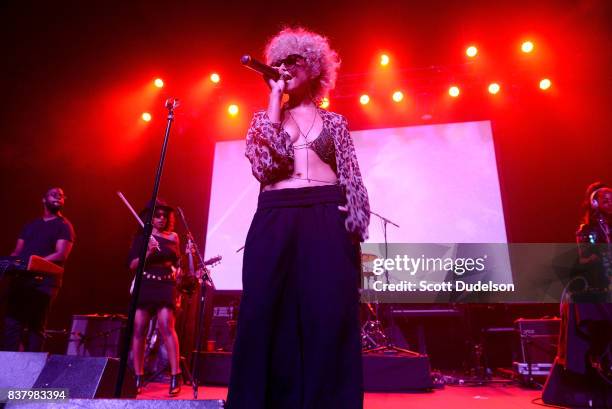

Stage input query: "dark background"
[{"left": 0, "top": 0, "right": 610, "bottom": 336}]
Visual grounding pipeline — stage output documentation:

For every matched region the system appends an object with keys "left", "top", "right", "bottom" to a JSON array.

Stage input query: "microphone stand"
[
  {"left": 369, "top": 210, "right": 399, "bottom": 288},
  {"left": 366, "top": 210, "right": 418, "bottom": 355},
  {"left": 177, "top": 207, "right": 215, "bottom": 399},
  {"left": 114, "top": 98, "right": 180, "bottom": 398}
]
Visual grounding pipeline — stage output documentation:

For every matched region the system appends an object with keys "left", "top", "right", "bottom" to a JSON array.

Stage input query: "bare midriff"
[{"left": 262, "top": 144, "right": 338, "bottom": 191}]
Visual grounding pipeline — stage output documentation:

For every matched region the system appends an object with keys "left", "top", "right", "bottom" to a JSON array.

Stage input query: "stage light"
[
  {"left": 319, "top": 97, "right": 330, "bottom": 109},
  {"left": 488, "top": 83, "right": 500, "bottom": 94},
  {"left": 359, "top": 94, "right": 370, "bottom": 105},
  {"left": 380, "top": 54, "right": 390, "bottom": 66},
  {"left": 539, "top": 78, "right": 551, "bottom": 90},
  {"left": 521, "top": 41, "right": 534, "bottom": 53},
  {"left": 466, "top": 46, "right": 478, "bottom": 58},
  {"left": 228, "top": 104, "right": 239, "bottom": 116},
  {"left": 392, "top": 91, "right": 404, "bottom": 102},
  {"left": 449, "top": 86, "right": 460, "bottom": 97},
  {"left": 210, "top": 73, "right": 220, "bottom": 83},
  {"left": 154, "top": 78, "right": 164, "bottom": 88},
  {"left": 141, "top": 112, "right": 152, "bottom": 122}
]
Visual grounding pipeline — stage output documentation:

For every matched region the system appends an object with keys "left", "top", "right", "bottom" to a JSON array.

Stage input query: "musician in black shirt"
[{"left": 2, "top": 187, "right": 75, "bottom": 351}]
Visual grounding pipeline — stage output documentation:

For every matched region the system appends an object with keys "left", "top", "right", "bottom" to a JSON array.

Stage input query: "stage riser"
[
  {"left": 5, "top": 400, "right": 224, "bottom": 408},
  {"left": 191, "top": 351, "right": 433, "bottom": 391}
]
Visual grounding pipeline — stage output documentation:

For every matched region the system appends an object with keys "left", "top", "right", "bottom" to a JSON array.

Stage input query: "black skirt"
[
  {"left": 227, "top": 185, "right": 363, "bottom": 409},
  {"left": 135, "top": 267, "right": 177, "bottom": 313}
]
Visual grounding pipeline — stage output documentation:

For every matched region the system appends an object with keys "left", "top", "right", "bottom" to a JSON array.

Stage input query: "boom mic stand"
[
  {"left": 176, "top": 207, "right": 215, "bottom": 400},
  {"left": 114, "top": 98, "right": 180, "bottom": 398},
  {"left": 365, "top": 210, "right": 418, "bottom": 356}
]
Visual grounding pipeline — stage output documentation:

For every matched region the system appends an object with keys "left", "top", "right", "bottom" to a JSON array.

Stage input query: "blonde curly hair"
[{"left": 264, "top": 27, "right": 341, "bottom": 102}]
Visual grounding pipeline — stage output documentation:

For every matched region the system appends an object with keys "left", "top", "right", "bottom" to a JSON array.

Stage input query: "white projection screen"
[{"left": 205, "top": 120, "right": 508, "bottom": 290}]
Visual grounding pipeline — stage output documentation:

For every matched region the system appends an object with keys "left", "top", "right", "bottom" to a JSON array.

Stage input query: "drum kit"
[
  {"left": 360, "top": 252, "right": 389, "bottom": 351},
  {"left": 360, "top": 252, "right": 431, "bottom": 356}
]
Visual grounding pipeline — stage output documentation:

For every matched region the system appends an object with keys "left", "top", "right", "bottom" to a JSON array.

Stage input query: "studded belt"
[{"left": 143, "top": 266, "right": 177, "bottom": 282}]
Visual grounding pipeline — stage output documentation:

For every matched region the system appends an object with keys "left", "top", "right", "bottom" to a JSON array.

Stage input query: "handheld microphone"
[{"left": 240, "top": 55, "right": 281, "bottom": 81}]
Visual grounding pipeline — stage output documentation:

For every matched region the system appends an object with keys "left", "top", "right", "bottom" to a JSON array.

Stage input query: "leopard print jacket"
[{"left": 245, "top": 108, "right": 370, "bottom": 241}]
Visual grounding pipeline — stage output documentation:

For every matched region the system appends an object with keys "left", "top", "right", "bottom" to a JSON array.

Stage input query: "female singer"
[
  {"left": 129, "top": 201, "right": 182, "bottom": 395},
  {"left": 227, "top": 27, "right": 370, "bottom": 409}
]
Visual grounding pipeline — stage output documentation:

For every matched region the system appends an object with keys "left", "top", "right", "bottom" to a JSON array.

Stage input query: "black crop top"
[{"left": 128, "top": 233, "right": 179, "bottom": 272}]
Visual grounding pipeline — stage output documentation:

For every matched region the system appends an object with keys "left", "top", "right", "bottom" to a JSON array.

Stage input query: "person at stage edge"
[
  {"left": 2, "top": 187, "right": 75, "bottom": 352},
  {"left": 226, "top": 27, "right": 370, "bottom": 409},
  {"left": 128, "top": 200, "right": 183, "bottom": 396},
  {"left": 553, "top": 181, "right": 612, "bottom": 402},
  {"left": 574, "top": 181, "right": 612, "bottom": 302}
]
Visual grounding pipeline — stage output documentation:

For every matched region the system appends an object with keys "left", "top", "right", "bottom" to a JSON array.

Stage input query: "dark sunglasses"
[{"left": 271, "top": 54, "right": 305, "bottom": 68}]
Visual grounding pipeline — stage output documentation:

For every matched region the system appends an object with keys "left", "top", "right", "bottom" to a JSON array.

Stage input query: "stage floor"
[{"left": 139, "top": 382, "right": 546, "bottom": 409}]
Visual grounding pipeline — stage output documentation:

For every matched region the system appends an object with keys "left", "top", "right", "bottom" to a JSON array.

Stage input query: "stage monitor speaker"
[
  {"left": 66, "top": 314, "right": 126, "bottom": 358},
  {"left": 0, "top": 351, "right": 48, "bottom": 389},
  {"left": 32, "top": 355, "right": 136, "bottom": 398},
  {"left": 5, "top": 399, "right": 225, "bottom": 408}
]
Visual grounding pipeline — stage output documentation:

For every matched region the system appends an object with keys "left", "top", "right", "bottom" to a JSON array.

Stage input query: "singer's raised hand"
[
  {"left": 147, "top": 236, "right": 160, "bottom": 255},
  {"left": 265, "top": 66, "right": 289, "bottom": 95},
  {"left": 266, "top": 66, "right": 290, "bottom": 123}
]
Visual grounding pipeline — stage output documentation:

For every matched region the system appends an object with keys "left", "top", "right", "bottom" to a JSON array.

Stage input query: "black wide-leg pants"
[{"left": 227, "top": 185, "right": 363, "bottom": 409}]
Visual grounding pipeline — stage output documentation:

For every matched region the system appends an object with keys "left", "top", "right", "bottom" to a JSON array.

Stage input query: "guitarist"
[
  {"left": 2, "top": 187, "right": 75, "bottom": 352},
  {"left": 128, "top": 200, "right": 182, "bottom": 396}
]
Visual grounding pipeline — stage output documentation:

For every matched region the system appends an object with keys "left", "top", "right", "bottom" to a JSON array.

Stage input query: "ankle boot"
[
  {"left": 169, "top": 373, "right": 181, "bottom": 396},
  {"left": 135, "top": 375, "right": 143, "bottom": 394}
]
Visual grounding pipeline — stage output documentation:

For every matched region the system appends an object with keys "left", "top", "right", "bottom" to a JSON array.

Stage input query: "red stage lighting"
[
  {"left": 319, "top": 97, "right": 330, "bottom": 109},
  {"left": 359, "top": 94, "right": 370, "bottom": 105},
  {"left": 392, "top": 91, "right": 404, "bottom": 102},
  {"left": 154, "top": 78, "right": 164, "bottom": 88},
  {"left": 380, "top": 54, "right": 390, "bottom": 66},
  {"left": 210, "top": 73, "right": 220, "bottom": 83},
  {"left": 539, "top": 78, "right": 551, "bottom": 90},
  {"left": 488, "top": 83, "right": 500, "bottom": 94},
  {"left": 521, "top": 41, "right": 534, "bottom": 53},
  {"left": 466, "top": 46, "right": 478, "bottom": 58},
  {"left": 448, "top": 86, "right": 460, "bottom": 97},
  {"left": 228, "top": 104, "right": 239, "bottom": 116},
  {"left": 141, "top": 112, "right": 152, "bottom": 122}
]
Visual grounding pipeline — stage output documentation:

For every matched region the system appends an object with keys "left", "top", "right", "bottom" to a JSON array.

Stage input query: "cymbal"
[{"left": 361, "top": 253, "right": 378, "bottom": 262}]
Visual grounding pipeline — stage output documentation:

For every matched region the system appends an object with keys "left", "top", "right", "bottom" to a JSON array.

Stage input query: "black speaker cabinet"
[
  {"left": 191, "top": 351, "right": 232, "bottom": 385},
  {"left": 514, "top": 318, "right": 560, "bottom": 364},
  {"left": 66, "top": 314, "right": 126, "bottom": 358},
  {"left": 32, "top": 355, "right": 136, "bottom": 398}
]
